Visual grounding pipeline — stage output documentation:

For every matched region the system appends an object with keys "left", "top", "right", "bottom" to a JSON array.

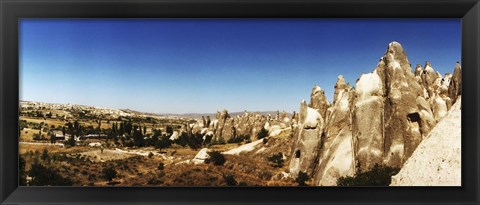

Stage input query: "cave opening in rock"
[
  {"left": 295, "top": 150, "right": 301, "bottom": 158},
  {"left": 407, "top": 112, "right": 421, "bottom": 123}
]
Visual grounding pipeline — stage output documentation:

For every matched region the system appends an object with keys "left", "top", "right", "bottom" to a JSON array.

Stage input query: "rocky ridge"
[
  {"left": 288, "top": 41, "right": 461, "bottom": 186},
  {"left": 390, "top": 97, "right": 461, "bottom": 186}
]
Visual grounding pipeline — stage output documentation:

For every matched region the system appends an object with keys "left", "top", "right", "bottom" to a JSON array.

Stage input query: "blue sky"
[{"left": 19, "top": 19, "right": 461, "bottom": 114}]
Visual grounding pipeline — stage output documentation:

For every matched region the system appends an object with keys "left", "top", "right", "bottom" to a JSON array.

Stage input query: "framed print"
[{"left": 1, "top": 0, "right": 479, "bottom": 204}]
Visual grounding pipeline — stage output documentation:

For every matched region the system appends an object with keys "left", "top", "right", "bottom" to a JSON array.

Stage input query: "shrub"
[
  {"left": 166, "top": 126, "right": 174, "bottom": 135},
  {"left": 132, "top": 130, "right": 145, "bottom": 147},
  {"left": 33, "top": 133, "right": 43, "bottom": 140},
  {"left": 257, "top": 127, "right": 269, "bottom": 139},
  {"left": 19, "top": 156, "right": 27, "bottom": 186},
  {"left": 267, "top": 152, "right": 284, "bottom": 168},
  {"left": 66, "top": 136, "right": 76, "bottom": 147},
  {"left": 187, "top": 133, "right": 204, "bottom": 150},
  {"left": 217, "top": 137, "right": 226, "bottom": 145},
  {"left": 206, "top": 151, "right": 226, "bottom": 166},
  {"left": 336, "top": 164, "right": 400, "bottom": 186},
  {"left": 155, "top": 136, "right": 171, "bottom": 150},
  {"left": 157, "top": 162, "right": 164, "bottom": 171},
  {"left": 238, "top": 181, "right": 248, "bottom": 186},
  {"left": 175, "top": 133, "right": 189, "bottom": 147},
  {"left": 41, "top": 149, "right": 49, "bottom": 161},
  {"left": 295, "top": 171, "right": 309, "bottom": 186},
  {"left": 223, "top": 174, "right": 237, "bottom": 186},
  {"left": 227, "top": 135, "right": 249, "bottom": 144},
  {"left": 102, "top": 166, "right": 117, "bottom": 182},
  {"left": 204, "top": 134, "right": 213, "bottom": 144},
  {"left": 28, "top": 162, "right": 73, "bottom": 186}
]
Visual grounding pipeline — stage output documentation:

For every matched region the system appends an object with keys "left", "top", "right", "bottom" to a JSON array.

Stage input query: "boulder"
[{"left": 192, "top": 148, "right": 210, "bottom": 164}]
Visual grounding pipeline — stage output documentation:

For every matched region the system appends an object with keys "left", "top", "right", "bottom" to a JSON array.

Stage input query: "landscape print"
[{"left": 19, "top": 19, "right": 461, "bottom": 186}]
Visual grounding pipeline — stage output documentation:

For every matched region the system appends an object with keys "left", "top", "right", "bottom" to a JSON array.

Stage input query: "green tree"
[
  {"left": 206, "top": 151, "right": 226, "bottom": 166},
  {"left": 153, "top": 129, "right": 162, "bottom": 137},
  {"left": 187, "top": 133, "right": 203, "bottom": 150},
  {"left": 66, "top": 135, "right": 76, "bottom": 147},
  {"left": 217, "top": 137, "right": 226, "bottom": 145},
  {"left": 49, "top": 132, "right": 56, "bottom": 144},
  {"left": 119, "top": 122, "right": 124, "bottom": 135},
  {"left": 155, "top": 136, "right": 171, "bottom": 150},
  {"left": 157, "top": 162, "right": 164, "bottom": 171},
  {"left": 28, "top": 162, "right": 73, "bottom": 186},
  {"left": 295, "top": 171, "right": 309, "bottom": 186},
  {"left": 132, "top": 129, "right": 145, "bottom": 147},
  {"left": 102, "top": 166, "right": 117, "bottom": 182},
  {"left": 267, "top": 152, "right": 284, "bottom": 168},
  {"left": 223, "top": 174, "right": 237, "bottom": 186},
  {"left": 41, "top": 149, "right": 49, "bottom": 161},
  {"left": 175, "top": 132, "right": 189, "bottom": 147},
  {"left": 166, "top": 126, "right": 173, "bottom": 135},
  {"left": 257, "top": 127, "right": 269, "bottom": 139},
  {"left": 19, "top": 156, "right": 27, "bottom": 186}
]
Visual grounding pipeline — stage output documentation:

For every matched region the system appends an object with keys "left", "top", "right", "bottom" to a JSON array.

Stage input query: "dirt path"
[{"left": 19, "top": 141, "right": 65, "bottom": 147}]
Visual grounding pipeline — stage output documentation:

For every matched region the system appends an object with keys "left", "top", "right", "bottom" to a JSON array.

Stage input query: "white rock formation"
[
  {"left": 313, "top": 88, "right": 355, "bottom": 186},
  {"left": 309, "top": 85, "right": 329, "bottom": 119},
  {"left": 391, "top": 97, "right": 461, "bottom": 186},
  {"left": 169, "top": 131, "right": 179, "bottom": 141},
  {"left": 223, "top": 138, "right": 264, "bottom": 155},
  {"left": 192, "top": 148, "right": 210, "bottom": 164},
  {"left": 289, "top": 99, "right": 325, "bottom": 177},
  {"left": 353, "top": 70, "right": 385, "bottom": 171}
]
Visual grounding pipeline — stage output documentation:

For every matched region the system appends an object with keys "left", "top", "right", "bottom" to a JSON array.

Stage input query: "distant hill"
[
  {"left": 21, "top": 101, "right": 294, "bottom": 120},
  {"left": 159, "top": 111, "right": 294, "bottom": 119}
]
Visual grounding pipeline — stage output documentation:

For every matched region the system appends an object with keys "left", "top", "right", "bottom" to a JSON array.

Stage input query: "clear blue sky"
[{"left": 20, "top": 19, "right": 461, "bottom": 114}]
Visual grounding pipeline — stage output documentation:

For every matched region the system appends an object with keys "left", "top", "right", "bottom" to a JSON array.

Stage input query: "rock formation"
[
  {"left": 448, "top": 62, "right": 462, "bottom": 103},
  {"left": 352, "top": 70, "right": 386, "bottom": 171},
  {"left": 213, "top": 110, "right": 230, "bottom": 142},
  {"left": 309, "top": 85, "right": 330, "bottom": 119},
  {"left": 289, "top": 41, "right": 461, "bottom": 185},
  {"left": 391, "top": 97, "right": 461, "bottom": 186},
  {"left": 313, "top": 87, "right": 355, "bottom": 186},
  {"left": 192, "top": 148, "right": 211, "bottom": 164},
  {"left": 289, "top": 98, "right": 325, "bottom": 177}
]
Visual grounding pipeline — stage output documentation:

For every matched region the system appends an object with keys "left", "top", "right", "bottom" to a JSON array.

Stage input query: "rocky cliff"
[
  {"left": 390, "top": 96, "right": 461, "bottom": 186},
  {"left": 289, "top": 41, "right": 461, "bottom": 186}
]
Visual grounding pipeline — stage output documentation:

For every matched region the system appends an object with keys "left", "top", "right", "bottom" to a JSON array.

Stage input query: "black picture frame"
[{"left": 1, "top": 0, "right": 479, "bottom": 204}]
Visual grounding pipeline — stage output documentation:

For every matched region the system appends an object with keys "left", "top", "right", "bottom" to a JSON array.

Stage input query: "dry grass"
[
  {"left": 18, "top": 110, "right": 297, "bottom": 187},
  {"left": 20, "top": 140, "right": 297, "bottom": 187}
]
